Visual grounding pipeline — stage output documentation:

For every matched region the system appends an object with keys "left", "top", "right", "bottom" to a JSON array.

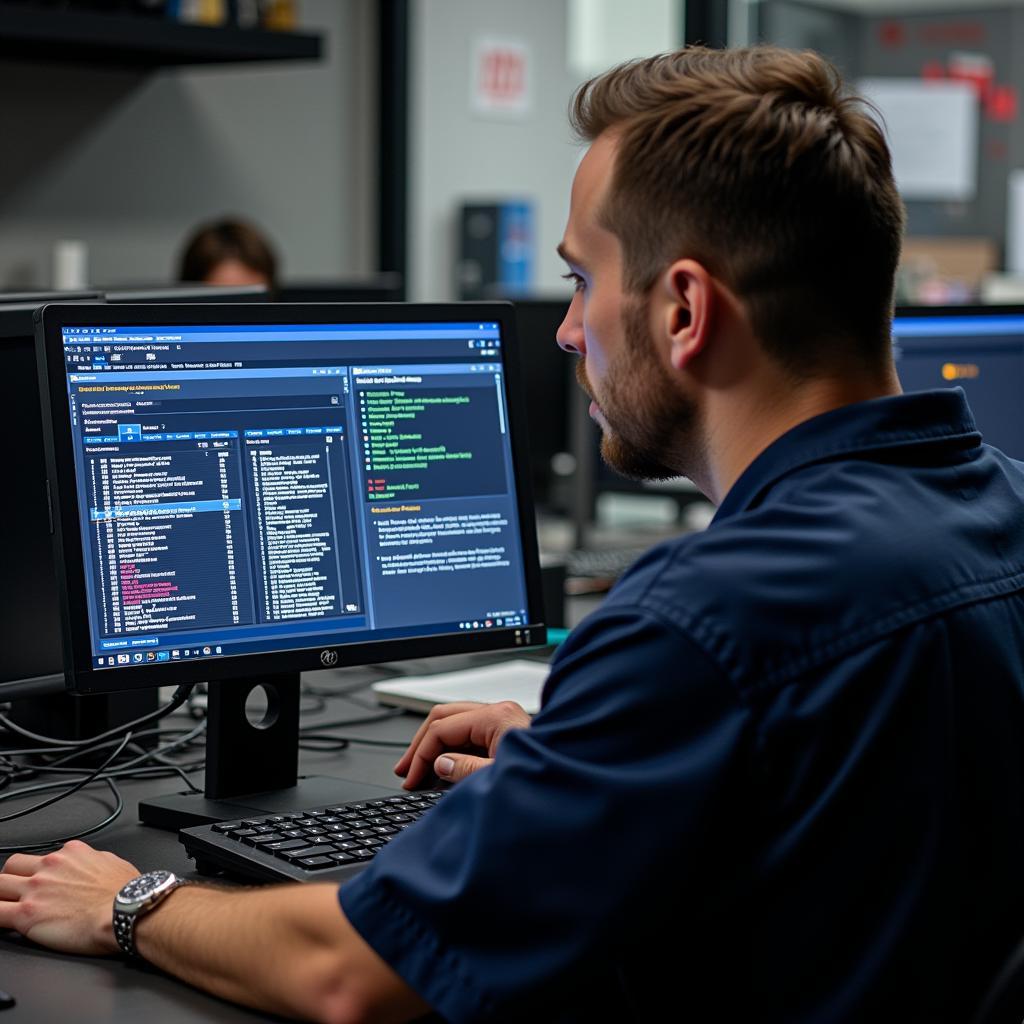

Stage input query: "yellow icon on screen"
[{"left": 941, "top": 363, "right": 980, "bottom": 381}]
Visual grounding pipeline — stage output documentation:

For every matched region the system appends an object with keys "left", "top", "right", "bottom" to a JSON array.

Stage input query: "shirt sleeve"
[{"left": 338, "top": 604, "right": 751, "bottom": 1023}]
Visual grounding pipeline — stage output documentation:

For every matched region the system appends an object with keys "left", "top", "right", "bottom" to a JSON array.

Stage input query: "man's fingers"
[
  {"left": 1, "top": 854, "right": 42, "bottom": 877},
  {"left": 393, "top": 701, "right": 486, "bottom": 777},
  {"left": 434, "top": 753, "right": 493, "bottom": 782},
  {"left": 0, "top": 873, "right": 29, "bottom": 901},
  {"left": 400, "top": 708, "right": 487, "bottom": 789}
]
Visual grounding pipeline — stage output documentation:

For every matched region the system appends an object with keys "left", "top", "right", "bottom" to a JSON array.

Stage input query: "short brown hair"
[
  {"left": 571, "top": 46, "right": 905, "bottom": 374},
  {"left": 178, "top": 218, "right": 278, "bottom": 291}
]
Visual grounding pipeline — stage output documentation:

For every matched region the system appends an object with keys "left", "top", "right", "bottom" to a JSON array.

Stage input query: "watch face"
[{"left": 117, "top": 870, "right": 173, "bottom": 907}]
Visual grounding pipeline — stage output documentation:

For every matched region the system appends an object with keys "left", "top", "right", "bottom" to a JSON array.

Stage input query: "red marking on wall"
[{"left": 878, "top": 20, "right": 906, "bottom": 49}]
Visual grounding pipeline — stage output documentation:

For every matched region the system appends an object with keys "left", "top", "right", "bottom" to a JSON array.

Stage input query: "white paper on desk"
[
  {"left": 1008, "top": 169, "right": 1024, "bottom": 275},
  {"left": 859, "top": 78, "right": 977, "bottom": 201},
  {"left": 371, "top": 659, "right": 550, "bottom": 714}
]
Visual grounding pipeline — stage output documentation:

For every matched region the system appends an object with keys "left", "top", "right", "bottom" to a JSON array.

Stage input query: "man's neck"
[{"left": 697, "top": 363, "right": 902, "bottom": 505}]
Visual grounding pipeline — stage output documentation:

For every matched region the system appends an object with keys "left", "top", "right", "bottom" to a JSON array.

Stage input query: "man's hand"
[
  {"left": 0, "top": 841, "right": 139, "bottom": 955},
  {"left": 394, "top": 700, "right": 531, "bottom": 788}
]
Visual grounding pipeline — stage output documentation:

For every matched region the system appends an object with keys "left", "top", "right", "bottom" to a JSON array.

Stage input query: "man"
[{"left": 3, "top": 45, "right": 1024, "bottom": 1022}]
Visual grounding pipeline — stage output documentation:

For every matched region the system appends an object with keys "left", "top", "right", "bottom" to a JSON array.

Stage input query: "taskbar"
[{"left": 90, "top": 613, "right": 532, "bottom": 670}]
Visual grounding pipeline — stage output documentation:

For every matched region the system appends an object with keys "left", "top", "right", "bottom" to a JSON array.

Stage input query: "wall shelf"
[{"left": 0, "top": 8, "right": 322, "bottom": 68}]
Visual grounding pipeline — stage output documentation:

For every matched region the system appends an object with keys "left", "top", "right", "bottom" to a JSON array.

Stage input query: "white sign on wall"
[
  {"left": 471, "top": 38, "right": 532, "bottom": 117},
  {"left": 858, "top": 78, "right": 978, "bottom": 202},
  {"left": 1008, "top": 169, "right": 1024, "bottom": 276}
]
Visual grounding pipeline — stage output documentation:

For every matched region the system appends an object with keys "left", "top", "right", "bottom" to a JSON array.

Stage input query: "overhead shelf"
[{"left": 0, "top": 7, "right": 323, "bottom": 68}]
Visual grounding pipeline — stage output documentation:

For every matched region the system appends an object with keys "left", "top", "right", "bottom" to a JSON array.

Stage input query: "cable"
[
  {"left": 0, "top": 731, "right": 131, "bottom": 826},
  {"left": 313, "top": 735, "right": 411, "bottom": 749},
  {"left": 0, "top": 781, "right": 125, "bottom": 854},
  {"left": 299, "top": 709, "right": 405, "bottom": 731},
  {"left": 0, "top": 699, "right": 206, "bottom": 851},
  {"left": 0, "top": 683, "right": 195, "bottom": 749}
]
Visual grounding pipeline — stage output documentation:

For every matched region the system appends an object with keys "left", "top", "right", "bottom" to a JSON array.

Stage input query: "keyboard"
[
  {"left": 565, "top": 545, "right": 650, "bottom": 581},
  {"left": 179, "top": 790, "right": 446, "bottom": 884}
]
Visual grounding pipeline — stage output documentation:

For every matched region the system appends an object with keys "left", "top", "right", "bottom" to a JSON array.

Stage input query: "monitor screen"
[
  {"left": 893, "top": 306, "right": 1024, "bottom": 458},
  {"left": 38, "top": 304, "right": 545, "bottom": 695}
]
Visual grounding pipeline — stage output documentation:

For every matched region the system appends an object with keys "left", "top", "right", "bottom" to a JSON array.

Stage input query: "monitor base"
[{"left": 139, "top": 774, "right": 400, "bottom": 832}]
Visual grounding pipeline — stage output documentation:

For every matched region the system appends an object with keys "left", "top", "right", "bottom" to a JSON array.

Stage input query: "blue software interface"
[
  {"left": 60, "top": 320, "right": 531, "bottom": 670},
  {"left": 893, "top": 312, "right": 1024, "bottom": 458}
]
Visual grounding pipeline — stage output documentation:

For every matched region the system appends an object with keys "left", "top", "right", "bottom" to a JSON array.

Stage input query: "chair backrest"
[{"left": 973, "top": 936, "right": 1024, "bottom": 1024}]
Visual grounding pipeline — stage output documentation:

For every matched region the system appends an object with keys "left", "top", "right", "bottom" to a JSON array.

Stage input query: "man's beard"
[{"left": 576, "top": 298, "right": 702, "bottom": 482}]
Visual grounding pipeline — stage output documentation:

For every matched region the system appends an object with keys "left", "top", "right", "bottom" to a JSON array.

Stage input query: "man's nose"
[{"left": 555, "top": 292, "right": 585, "bottom": 355}]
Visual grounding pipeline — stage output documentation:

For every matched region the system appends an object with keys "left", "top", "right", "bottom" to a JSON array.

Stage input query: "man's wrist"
[{"left": 113, "top": 870, "right": 192, "bottom": 959}]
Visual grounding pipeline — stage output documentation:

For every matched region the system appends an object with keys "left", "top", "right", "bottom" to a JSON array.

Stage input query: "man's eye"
[{"left": 561, "top": 272, "right": 585, "bottom": 292}]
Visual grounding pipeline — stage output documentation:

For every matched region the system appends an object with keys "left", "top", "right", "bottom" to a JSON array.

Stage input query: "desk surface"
[{"left": 0, "top": 669, "right": 437, "bottom": 1024}]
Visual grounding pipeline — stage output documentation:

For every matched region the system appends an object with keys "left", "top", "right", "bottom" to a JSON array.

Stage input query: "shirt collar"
[{"left": 713, "top": 388, "right": 981, "bottom": 524}]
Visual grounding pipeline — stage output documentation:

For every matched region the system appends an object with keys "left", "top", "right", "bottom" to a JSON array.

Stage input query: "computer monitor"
[
  {"left": 35, "top": 302, "right": 545, "bottom": 830},
  {"left": 0, "top": 287, "right": 263, "bottom": 693},
  {"left": 511, "top": 298, "right": 576, "bottom": 512},
  {"left": 0, "top": 295, "right": 102, "bottom": 690},
  {"left": 104, "top": 284, "right": 268, "bottom": 304},
  {"left": 276, "top": 274, "right": 405, "bottom": 304},
  {"left": 893, "top": 305, "right": 1024, "bottom": 458}
]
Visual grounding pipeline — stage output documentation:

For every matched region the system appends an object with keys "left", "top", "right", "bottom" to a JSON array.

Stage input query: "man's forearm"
[{"left": 136, "top": 882, "right": 427, "bottom": 1024}]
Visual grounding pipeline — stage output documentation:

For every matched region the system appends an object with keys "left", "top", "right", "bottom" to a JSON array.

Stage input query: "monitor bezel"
[
  {"left": 36, "top": 301, "right": 547, "bottom": 695},
  {"left": 894, "top": 303, "right": 1024, "bottom": 320}
]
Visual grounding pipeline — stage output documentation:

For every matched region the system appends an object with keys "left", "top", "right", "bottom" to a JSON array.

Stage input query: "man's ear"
[{"left": 659, "top": 259, "right": 714, "bottom": 372}]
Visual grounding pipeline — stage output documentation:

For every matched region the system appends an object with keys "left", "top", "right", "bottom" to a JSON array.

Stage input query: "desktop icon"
[
  {"left": 133, "top": 653, "right": 144, "bottom": 663},
  {"left": 157, "top": 651, "right": 170, "bottom": 662},
  {"left": 171, "top": 650, "right": 180, "bottom": 658},
  {"left": 146, "top": 652, "right": 156, "bottom": 662},
  {"left": 117, "top": 654, "right": 130, "bottom": 664},
  {"left": 202, "top": 646, "right": 211, "bottom": 655}
]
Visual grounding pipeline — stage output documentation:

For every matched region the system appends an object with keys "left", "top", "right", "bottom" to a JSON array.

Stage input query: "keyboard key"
[
  {"left": 387, "top": 814, "right": 412, "bottom": 823},
  {"left": 373, "top": 825, "right": 398, "bottom": 835},
  {"left": 263, "top": 839, "right": 310, "bottom": 853},
  {"left": 329, "top": 852, "right": 359, "bottom": 864},
  {"left": 244, "top": 833, "right": 285, "bottom": 847},
  {"left": 281, "top": 846, "right": 337, "bottom": 861},
  {"left": 212, "top": 821, "right": 241, "bottom": 833},
  {"left": 229, "top": 829, "right": 257, "bottom": 840},
  {"left": 297, "top": 856, "right": 336, "bottom": 869},
  {"left": 351, "top": 829, "right": 375, "bottom": 838},
  {"left": 294, "top": 819, "right": 320, "bottom": 827},
  {"left": 307, "top": 836, "right": 336, "bottom": 845},
  {"left": 281, "top": 829, "right": 305, "bottom": 839}
]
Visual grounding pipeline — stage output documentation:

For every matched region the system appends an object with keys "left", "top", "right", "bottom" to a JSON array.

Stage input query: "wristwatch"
[{"left": 112, "top": 870, "right": 191, "bottom": 958}]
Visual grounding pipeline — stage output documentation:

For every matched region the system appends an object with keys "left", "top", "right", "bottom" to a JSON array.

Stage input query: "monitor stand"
[{"left": 138, "top": 672, "right": 397, "bottom": 832}]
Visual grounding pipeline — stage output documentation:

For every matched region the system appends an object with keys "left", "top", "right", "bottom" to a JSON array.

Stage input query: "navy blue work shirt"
[{"left": 340, "top": 389, "right": 1024, "bottom": 1022}]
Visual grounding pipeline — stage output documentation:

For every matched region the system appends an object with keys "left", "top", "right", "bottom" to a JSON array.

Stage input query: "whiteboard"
[{"left": 859, "top": 78, "right": 978, "bottom": 202}]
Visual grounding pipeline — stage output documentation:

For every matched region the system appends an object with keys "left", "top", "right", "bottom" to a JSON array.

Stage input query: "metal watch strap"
[
  {"left": 112, "top": 904, "right": 140, "bottom": 958},
  {"left": 113, "top": 873, "right": 190, "bottom": 958}
]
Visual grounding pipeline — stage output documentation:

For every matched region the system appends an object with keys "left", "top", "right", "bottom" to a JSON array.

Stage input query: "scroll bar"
[{"left": 494, "top": 372, "right": 506, "bottom": 433}]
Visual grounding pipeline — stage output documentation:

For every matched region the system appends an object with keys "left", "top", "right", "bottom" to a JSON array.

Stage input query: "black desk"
[{"left": 0, "top": 670, "right": 424, "bottom": 1024}]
